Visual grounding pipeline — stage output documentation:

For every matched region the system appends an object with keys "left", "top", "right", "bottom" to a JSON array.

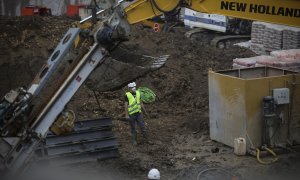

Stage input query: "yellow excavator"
[
  {"left": 123, "top": 0, "right": 299, "bottom": 27},
  {"left": 121, "top": 0, "right": 299, "bottom": 47},
  {"left": 78, "top": 0, "right": 300, "bottom": 49},
  {"left": 0, "top": 0, "right": 299, "bottom": 177}
]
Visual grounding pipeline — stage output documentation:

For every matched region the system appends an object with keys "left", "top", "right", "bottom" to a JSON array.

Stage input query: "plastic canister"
[{"left": 234, "top": 138, "right": 246, "bottom": 156}]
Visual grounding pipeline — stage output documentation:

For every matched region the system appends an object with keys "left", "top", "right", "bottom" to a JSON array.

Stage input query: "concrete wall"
[{"left": 0, "top": 0, "right": 92, "bottom": 16}]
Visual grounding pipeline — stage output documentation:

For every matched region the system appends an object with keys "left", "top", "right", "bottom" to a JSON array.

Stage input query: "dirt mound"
[
  {"left": 67, "top": 25, "right": 257, "bottom": 179},
  {"left": 111, "top": 26, "right": 255, "bottom": 116},
  {"left": 0, "top": 16, "right": 74, "bottom": 97}
]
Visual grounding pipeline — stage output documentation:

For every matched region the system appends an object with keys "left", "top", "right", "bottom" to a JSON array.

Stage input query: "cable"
[
  {"left": 138, "top": 87, "right": 156, "bottom": 103},
  {"left": 256, "top": 147, "right": 278, "bottom": 165},
  {"left": 149, "top": 0, "right": 158, "bottom": 16},
  {"left": 93, "top": 0, "right": 101, "bottom": 10}
]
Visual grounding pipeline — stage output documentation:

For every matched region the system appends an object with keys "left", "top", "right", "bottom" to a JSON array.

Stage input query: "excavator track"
[
  {"left": 210, "top": 35, "right": 251, "bottom": 49},
  {"left": 185, "top": 28, "right": 250, "bottom": 48},
  {"left": 184, "top": 28, "right": 205, "bottom": 38}
]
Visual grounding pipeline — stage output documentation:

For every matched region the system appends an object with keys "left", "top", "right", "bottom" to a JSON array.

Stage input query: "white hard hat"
[
  {"left": 128, "top": 82, "right": 136, "bottom": 88},
  {"left": 148, "top": 168, "right": 160, "bottom": 179}
]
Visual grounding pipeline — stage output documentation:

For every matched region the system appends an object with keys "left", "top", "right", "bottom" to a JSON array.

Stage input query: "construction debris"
[{"left": 283, "top": 27, "right": 300, "bottom": 50}]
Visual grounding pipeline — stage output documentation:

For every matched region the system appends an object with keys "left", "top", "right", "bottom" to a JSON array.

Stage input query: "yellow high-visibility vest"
[{"left": 126, "top": 91, "right": 141, "bottom": 115}]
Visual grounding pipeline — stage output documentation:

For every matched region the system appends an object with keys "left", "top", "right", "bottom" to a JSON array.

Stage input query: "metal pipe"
[{"left": 80, "top": 0, "right": 126, "bottom": 24}]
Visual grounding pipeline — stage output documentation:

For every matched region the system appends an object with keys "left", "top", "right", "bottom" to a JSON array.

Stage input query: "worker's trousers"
[{"left": 129, "top": 113, "right": 147, "bottom": 138}]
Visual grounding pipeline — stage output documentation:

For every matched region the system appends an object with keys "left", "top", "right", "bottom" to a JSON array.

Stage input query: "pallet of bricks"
[
  {"left": 232, "top": 49, "right": 300, "bottom": 72},
  {"left": 251, "top": 21, "right": 300, "bottom": 55}
]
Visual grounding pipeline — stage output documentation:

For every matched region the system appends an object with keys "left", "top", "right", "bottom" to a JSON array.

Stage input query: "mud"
[
  {"left": 0, "top": 16, "right": 74, "bottom": 97},
  {"left": 0, "top": 16, "right": 299, "bottom": 179}
]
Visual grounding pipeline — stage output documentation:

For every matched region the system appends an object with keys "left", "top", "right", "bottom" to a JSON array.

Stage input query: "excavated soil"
[
  {"left": 0, "top": 16, "right": 74, "bottom": 97},
  {"left": 1, "top": 16, "right": 300, "bottom": 180}
]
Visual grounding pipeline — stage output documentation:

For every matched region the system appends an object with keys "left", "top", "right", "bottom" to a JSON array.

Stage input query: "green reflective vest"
[{"left": 126, "top": 91, "right": 141, "bottom": 115}]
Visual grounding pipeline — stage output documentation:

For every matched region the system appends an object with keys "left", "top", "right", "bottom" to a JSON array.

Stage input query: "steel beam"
[
  {"left": 45, "top": 138, "right": 118, "bottom": 157},
  {"left": 45, "top": 130, "right": 114, "bottom": 146}
]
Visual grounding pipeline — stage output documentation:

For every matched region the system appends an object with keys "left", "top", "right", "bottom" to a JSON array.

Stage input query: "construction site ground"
[{"left": 0, "top": 16, "right": 300, "bottom": 180}]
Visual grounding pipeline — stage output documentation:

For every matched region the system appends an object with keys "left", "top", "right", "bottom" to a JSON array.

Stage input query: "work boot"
[{"left": 132, "top": 132, "right": 137, "bottom": 145}]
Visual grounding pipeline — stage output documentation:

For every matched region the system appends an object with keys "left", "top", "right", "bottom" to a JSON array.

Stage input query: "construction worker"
[
  {"left": 125, "top": 82, "right": 148, "bottom": 145},
  {"left": 148, "top": 168, "right": 160, "bottom": 180}
]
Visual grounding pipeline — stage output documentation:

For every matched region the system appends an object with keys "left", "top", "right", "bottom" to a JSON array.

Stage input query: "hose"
[
  {"left": 256, "top": 147, "right": 278, "bottom": 165},
  {"left": 138, "top": 87, "right": 156, "bottom": 103}
]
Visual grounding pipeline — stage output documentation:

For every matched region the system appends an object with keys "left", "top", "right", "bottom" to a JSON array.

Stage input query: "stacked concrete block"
[
  {"left": 250, "top": 22, "right": 269, "bottom": 54},
  {"left": 251, "top": 22, "right": 266, "bottom": 44},
  {"left": 250, "top": 43, "right": 268, "bottom": 55},
  {"left": 283, "top": 27, "right": 300, "bottom": 49},
  {"left": 263, "top": 24, "right": 284, "bottom": 51},
  {"left": 250, "top": 21, "right": 300, "bottom": 55}
]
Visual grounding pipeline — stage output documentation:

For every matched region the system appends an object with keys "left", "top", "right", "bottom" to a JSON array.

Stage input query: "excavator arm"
[
  {"left": 0, "top": 0, "right": 130, "bottom": 176},
  {"left": 124, "top": 0, "right": 300, "bottom": 27}
]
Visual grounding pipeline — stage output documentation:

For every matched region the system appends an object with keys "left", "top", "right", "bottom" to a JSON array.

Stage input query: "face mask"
[{"left": 131, "top": 87, "right": 136, "bottom": 92}]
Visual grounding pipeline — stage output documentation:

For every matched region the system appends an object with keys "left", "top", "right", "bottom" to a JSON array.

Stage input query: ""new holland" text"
[{"left": 220, "top": 1, "right": 300, "bottom": 17}]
